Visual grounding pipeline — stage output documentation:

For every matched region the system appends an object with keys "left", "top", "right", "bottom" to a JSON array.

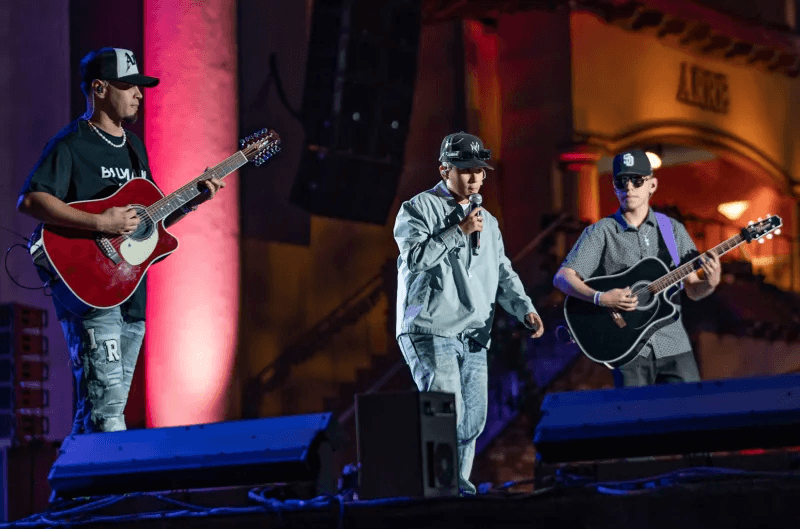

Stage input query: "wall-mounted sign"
[{"left": 677, "top": 62, "right": 729, "bottom": 114}]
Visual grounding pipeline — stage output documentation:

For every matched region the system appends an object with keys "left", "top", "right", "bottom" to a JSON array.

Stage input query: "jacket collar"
[{"left": 431, "top": 181, "right": 463, "bottom": 209}]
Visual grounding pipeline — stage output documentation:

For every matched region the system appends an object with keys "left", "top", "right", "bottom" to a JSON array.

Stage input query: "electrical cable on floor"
[{"left": 5, "top": 466, "right": 797, "bottom": 527}]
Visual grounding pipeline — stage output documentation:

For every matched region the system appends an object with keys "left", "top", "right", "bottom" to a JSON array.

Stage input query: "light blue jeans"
[
  {"left": 398, "top": 333, "right": 488, "bottom": 495},
  {"left": 59, "top": 306, "right": 145, "bottom": 433}
]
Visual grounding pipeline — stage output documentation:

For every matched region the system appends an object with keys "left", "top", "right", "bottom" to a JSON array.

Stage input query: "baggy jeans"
[
  {"left": 59, "top": 306, "right": 145, "bottom": 433},
  {"left": 398, "top": 333, "right": 488, "bottom": 495}
]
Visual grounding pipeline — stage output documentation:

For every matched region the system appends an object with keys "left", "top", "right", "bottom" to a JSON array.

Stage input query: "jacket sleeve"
[
  {"left": 394, "top": 199, "right": 465, "bottom": 274},
  {"left": 495, "top": 226, "right": 537, "bottom": 325}
]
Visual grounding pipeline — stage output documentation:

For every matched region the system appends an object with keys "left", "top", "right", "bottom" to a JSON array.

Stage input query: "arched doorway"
[{"left": 587, "top": 128, "right": 795, "bottom": 291}]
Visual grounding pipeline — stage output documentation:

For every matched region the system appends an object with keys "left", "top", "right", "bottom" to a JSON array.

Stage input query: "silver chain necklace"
[{"left": 86, "top": 120, "right": 127, "bottom": 148}]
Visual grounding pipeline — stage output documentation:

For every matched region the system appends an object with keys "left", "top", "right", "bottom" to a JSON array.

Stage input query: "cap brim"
[
  {"left": 450, "top": 160, "right": 494, "bottom": 170},
  {"left": 613, "top": 170, "right": 649, "bottom": 177},
  {"left": 117, "top": 74, "right": 160, "bottom": 87}
]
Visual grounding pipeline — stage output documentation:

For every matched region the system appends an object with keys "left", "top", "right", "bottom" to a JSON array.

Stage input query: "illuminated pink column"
[{"left": 144, "top": 1, "right": 239, "bottom": 426}]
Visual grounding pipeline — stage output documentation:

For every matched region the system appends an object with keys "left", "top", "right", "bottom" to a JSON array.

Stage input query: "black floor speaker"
[
  {"left": 356, "top": 391, "right": 458, "bottom": 499},
  {"left": 534, "top": 374, "right": 800, "bottom": 463},
  {"left": 49, "top": 413, "right": 340, "bottom": 499}
]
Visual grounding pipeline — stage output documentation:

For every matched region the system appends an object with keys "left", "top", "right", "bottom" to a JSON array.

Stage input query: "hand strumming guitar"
[
  {"left": 600, "top": 287, "right": 638, "bottom": 311},
  {"left": 97, "top": 205, "right": 141, "bottom": 235}
]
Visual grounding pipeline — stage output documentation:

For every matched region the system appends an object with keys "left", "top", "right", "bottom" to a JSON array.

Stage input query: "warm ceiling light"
[
  {"left": 717, "top": 200, "right": 750, "bottom": 220},
  {"left": 645, "top": 151, "right": 662, "bottom": 170}
]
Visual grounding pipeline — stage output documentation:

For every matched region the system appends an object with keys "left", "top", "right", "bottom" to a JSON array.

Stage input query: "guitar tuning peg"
[
  {"left": 766, "top": 234, "right": 773, "bottom": 240},
  {"left": 757, "top": 217, "right": 763, "bottom": 222},
  {"left": 748, "top": 220, "right": 754, "bottom": 226},
  {"left": 261, "top": 128, "right": 267, "bottom": 134},
  {"left": 758, "top": 238, "right": 765, "bottom": 244},
  {"left": 775, "top": 229, "right": 782, "bottom": 235}
]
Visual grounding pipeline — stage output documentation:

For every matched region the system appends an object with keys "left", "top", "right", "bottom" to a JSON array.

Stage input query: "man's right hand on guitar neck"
[
  {"left": 600, "top": 287, "right": 638, "bottom": 311},
  {"left": 97, "top": 206, "right": 140, "bottom": 235}
]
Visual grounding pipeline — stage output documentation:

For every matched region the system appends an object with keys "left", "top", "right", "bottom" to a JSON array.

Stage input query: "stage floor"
[{"left": 6, "top": 448, "right": 800, "bottom": 529}]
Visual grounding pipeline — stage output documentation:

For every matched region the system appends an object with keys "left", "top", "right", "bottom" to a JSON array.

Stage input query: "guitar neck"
[
  {"left": 146, "top": 151, "right": 248, "bottom": 222},
  {"left": 649, "top": 232, "right": 745, "bottom": 293}
]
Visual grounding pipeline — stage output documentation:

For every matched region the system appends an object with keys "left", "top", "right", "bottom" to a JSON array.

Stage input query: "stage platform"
[{"left": 4, "top": 447, "right": 800, "bottom": 529}]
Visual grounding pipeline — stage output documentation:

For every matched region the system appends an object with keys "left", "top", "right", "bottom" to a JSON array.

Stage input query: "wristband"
[{"left": 593, "top": 291, "right": 603, "bottom": 306}]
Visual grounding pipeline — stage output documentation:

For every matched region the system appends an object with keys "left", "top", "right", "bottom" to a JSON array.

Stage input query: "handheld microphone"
[{"left": 469, "top": 193, "right": 482, "bottom": 256}]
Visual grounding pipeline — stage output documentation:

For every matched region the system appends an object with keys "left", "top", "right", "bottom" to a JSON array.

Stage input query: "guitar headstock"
[
  {"left": 743, "top": 215, "right": 783, "bottom": 244},
  {"left": 240, "top": 128, "right": 281, "bottom": 167}
]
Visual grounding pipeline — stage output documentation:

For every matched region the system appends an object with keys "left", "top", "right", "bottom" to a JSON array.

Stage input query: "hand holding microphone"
[
  {"left": 458, "top": 194, "right": 484, "bottom": 256},
  {"left": 469, "top": 194, "right": 482, "bottom": 256}
]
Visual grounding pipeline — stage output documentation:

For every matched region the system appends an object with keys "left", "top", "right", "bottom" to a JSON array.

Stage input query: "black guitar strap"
[{"left": 125, "top": 137, "right": 153, "bottom": 184}]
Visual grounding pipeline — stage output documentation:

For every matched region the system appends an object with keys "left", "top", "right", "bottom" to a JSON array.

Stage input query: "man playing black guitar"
[{"left": 553, "top": 149, "right": 721, "bottom": 387}]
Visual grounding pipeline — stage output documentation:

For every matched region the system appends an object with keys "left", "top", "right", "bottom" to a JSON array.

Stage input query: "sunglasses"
[{"left": 613, "top": 174, "right": 651, "bottom": 190}]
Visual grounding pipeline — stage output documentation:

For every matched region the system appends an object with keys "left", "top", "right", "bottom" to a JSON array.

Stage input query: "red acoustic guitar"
[{"left": 28, "top": 128, "right": 280, "bottom": 316}]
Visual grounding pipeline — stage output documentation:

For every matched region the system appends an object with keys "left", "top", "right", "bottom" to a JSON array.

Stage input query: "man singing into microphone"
[{"left": 394, "top": 132, "right": 544, "bottom": 495}]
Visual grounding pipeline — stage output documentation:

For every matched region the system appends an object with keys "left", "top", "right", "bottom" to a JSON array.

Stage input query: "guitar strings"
[
  {"left": 104, "top": 136, "right": 275, "bottom": 248},
  {"left": 108, "top": 154, "right": 235, "bottom": 246},
  {"left": 631, "top": 233, "right": 745, "bottom": 298}
]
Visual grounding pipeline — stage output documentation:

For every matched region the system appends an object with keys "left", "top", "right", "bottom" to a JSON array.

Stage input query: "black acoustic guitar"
[{"left": 564, "top": 215, "right": 783, "bottom": 368}]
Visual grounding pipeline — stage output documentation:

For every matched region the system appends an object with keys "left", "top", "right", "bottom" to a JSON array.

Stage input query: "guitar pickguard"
[{"left": 118, "top": 225, "right": 159, "bottom": 266}]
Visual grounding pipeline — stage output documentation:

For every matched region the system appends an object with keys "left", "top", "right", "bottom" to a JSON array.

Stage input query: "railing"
[{"left": 242, "top": 270, "right": 390, "bottom": 418}]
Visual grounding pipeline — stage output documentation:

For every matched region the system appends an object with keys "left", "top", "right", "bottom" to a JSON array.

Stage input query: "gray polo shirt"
[{"left": 561, "top": 208, "right": 699, "bottom": 359}]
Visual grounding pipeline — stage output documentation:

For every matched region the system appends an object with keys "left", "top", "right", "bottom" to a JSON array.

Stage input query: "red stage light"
[{"left": 144, "top": 1, "right": 239, "bottom": 427}]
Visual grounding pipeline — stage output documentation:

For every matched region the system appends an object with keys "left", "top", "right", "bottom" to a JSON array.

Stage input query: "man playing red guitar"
[{"left": 17, "top": 48, "right": 224, "bottom": 434}]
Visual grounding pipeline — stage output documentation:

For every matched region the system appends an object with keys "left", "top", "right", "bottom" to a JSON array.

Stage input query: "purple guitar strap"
[{"left": 654, "top": 212, "right": 682, "bottom": 291}]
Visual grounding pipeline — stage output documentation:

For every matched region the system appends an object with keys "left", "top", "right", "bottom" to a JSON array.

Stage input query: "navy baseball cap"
[
  {"left": 80, "top": 48, "right": 159, "bottom": 88},
  {"left": 612, "top": 149, "right": 651, "bottom": 177},
  {"left": 439, "top": 132, "right": 494, "bottom": 170}
]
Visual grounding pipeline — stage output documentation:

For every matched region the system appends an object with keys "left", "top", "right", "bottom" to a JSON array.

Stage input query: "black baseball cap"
[
  {"left": 439, "top": 132, "right": 494, "bottom": 170},
  {"left": 80, "top": 48, "right": 159, "bottom": 88},
  {"left": 612, "top": 149, "right": 651, "bottom": 177}
]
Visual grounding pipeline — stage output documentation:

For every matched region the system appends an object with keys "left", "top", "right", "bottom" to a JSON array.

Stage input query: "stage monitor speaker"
[
  {"left": 291, "top": 0, "right": 421, "bottom": 224},
  {"left": 356, "top": 391, "right": 458, "bottom": 499},
  {"left": 534, "top": 374, "right": 800, "bottom": 463},
  {"left": 49, "top": 413, "right": 340, "bottom": 499}
]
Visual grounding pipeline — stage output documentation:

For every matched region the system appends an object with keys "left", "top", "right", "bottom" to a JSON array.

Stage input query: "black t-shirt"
[{"left": 19, "top": 119, "right": 155, "bottom": 320}]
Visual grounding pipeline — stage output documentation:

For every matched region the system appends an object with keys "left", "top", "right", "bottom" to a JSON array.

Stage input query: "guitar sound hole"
[
  {"left": 128, "top": 206, "right": 154, "bottom": 241},
  {"left": 633, "top": 284, "right": 656, "bottom": 308}
]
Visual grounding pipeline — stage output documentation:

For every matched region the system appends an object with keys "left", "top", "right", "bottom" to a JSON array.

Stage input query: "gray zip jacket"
[{"left": 394, "top": 181, "right": 537, "bottom": 348}]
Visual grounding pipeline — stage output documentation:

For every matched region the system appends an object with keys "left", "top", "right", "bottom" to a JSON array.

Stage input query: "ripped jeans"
[
  {"left": 397, "top": 333, "right": 488, "bottom": 495},
  {"left": 59, "top": 306, "right": 145, "bottom": 434}
]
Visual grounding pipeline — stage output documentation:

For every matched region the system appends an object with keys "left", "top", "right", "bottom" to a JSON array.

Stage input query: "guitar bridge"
[
  {"left": 609, "top": 309, "right": 627, "bottom": 328},
  {"left": 96, "top": 236, "right": 122, "bottom": 265}
]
